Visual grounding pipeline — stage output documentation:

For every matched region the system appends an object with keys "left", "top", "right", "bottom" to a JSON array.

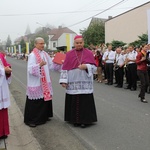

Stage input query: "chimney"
[
  {"left": 58, "top": 26, "right": 62, "bottom": 29},
  {"left": 108, "top": 16, "right": 113, "bottom": 20}
]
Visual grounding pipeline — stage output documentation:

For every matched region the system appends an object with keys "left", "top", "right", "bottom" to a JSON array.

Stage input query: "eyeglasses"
[{"left": 38, "top": 43, "right": 45, "bottom": 45}]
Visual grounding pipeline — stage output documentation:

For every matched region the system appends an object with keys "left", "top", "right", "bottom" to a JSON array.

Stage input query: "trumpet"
[{"left": 124, "top": 53, "right": 129, "bottom": 69}]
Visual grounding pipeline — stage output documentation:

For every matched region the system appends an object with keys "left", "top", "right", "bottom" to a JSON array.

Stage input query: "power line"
[
  {"left": 0, "top": 7, "right": 132, "bottom": 17},
  {"left": 0, "top": 0, "right": 131, "bottom": 18},
  {"left": 68, "top": 0, "right": 127, "bottom": 27}
]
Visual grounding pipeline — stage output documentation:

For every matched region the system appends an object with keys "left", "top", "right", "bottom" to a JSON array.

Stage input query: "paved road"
[{"left": 7, "top": 57, "right": 150, "bottom": 150}]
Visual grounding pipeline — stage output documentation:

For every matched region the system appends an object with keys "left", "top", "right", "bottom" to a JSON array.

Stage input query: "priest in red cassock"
[
  {"left": 59, "top": 35, "right": 97, "bottom": 128},
  {"left": 0, "top": 51, "right": 12, "bottom": 139}
]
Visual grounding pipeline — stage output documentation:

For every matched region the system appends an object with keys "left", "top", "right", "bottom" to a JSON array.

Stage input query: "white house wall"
[
  {"left": 58, "top": 33, "right": 76, "bottom": 48},
  {"left": 105, "top": 2, "right": 150, "bottom": 44}
]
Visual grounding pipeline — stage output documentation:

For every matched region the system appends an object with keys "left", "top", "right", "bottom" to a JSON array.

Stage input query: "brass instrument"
[
  {"left": 124, "top": 53, "right": 129, "bottom": 70},
  {"left": 113, "top": 54, "right": 119, "bottom": 71}
]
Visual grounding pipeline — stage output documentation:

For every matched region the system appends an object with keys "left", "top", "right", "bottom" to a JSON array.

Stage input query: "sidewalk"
[{"left": 0, "top": 94, "right": 41, "bottom": 150}]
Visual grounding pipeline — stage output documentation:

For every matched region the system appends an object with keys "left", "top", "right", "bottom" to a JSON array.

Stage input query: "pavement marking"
[{"left": 12, "top": 74, "right": 26, "bottom": 89}]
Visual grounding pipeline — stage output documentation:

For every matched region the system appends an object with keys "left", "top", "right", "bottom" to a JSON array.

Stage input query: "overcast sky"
[{"left": 0, "top": 0, "right": 149, "bottom": 43}]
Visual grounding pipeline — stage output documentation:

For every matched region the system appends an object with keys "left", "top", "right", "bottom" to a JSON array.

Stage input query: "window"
[{"left": 53, "top": 42, "right": 56, "bottom": 48}]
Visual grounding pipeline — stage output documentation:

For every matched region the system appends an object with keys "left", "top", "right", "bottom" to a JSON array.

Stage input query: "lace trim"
[
  {"left": 27, "top": 82, "right": 53, "bottom": 100},
  {"left": 53, "top": 63, "right": 62, "bottom": 72},
  {"left": 0, "top": 97, "right": 9, "bottom": 103},
  {"left": 60, "top": 70, "right": 68, "bottom": 79},
  {"left": 32, "top": 65, "right": 40, "bottom": 76},
  {"left": 0, "top": 70, "right": 3, "bottom": 77},
  {"left": 67, "top": 81, "right": 92, "bottom": 90}
]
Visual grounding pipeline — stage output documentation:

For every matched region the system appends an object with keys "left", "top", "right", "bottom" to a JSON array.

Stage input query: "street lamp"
[{"left": 36, "top": 22, "right": 44, "bottom": 27}]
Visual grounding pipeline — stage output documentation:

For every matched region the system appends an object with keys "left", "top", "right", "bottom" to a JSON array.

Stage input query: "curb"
[{"left": 4, "top": 93, "right": 42, "bottom": 150}]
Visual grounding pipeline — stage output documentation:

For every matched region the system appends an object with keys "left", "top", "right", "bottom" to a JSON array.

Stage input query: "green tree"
[
  {"left": 6, "top": 35, "right": 12, "bottom": 48},
  {"left": 80, "top": 21, "right": 105, "bottom": 46},
  {"left": 111, "top": 40, "right": 126, "bottom": 50},
  {"left": 20, "top": 39, "right": 26, "bottom": 53},
  {"left": 129, "top": 33, "right": 148, "bottom": 47},
  {"left": 29, "top": 40, "right": 35, "bottom": 51}
]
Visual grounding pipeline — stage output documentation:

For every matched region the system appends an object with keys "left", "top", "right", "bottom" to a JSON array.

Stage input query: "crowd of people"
[
  {"left": 1, "top": 35, "right": 150, "bottom": 141},
  {"left": 93, "top": 44, "right": 150, "bottom": 103}
]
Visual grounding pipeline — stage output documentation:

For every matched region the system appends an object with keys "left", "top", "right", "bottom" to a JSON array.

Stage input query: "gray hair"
[{"left": 34, "top": 37, "right": 44, "bottom": 44}]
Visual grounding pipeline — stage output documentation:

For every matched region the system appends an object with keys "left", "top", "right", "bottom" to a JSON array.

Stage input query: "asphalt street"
[{"left": 7, "top": 57, "right": 150, "bottom": 150}]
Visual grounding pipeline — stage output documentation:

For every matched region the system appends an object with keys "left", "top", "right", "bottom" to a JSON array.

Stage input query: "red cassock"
[{"left": 0, "top": 108, "right": 10, "bottom": 137}]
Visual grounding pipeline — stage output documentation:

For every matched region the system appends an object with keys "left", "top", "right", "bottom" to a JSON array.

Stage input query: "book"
[{"left": 53, "top": 52, "right": 66, "bottom": 65}]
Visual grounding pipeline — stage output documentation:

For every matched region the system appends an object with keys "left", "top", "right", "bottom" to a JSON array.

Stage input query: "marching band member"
[
  {"left": 125, "top": 45, "right": 137, "bottom": 91},
  {"left": 102, "top": 44, "right": 115, "bottom": 85},
  {"left": 114, "top": 48, "right": 125, "bottom": 88}
]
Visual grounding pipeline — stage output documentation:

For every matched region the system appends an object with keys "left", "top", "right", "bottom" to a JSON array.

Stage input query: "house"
[
  {"left": 105, "top": 2, "right": 150, "bottom": 44},
  {"left": 48, "top": 26, "right": 76, "bottom": 51}
]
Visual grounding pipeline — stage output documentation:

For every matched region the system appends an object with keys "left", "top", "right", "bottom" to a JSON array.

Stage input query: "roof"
[
  {"left": 48, "top": 27, "right": 76, "bottom": 41},
  {"left": 106, "top": 1, "right": 150, "bottom": 22},
  {"left": 89, "top": 17, "right": 107, "bottom": 27}
]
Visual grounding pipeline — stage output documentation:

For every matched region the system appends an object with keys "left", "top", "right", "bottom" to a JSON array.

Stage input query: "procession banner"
[
  {"left": 14, "top": 46, "right": 16, "bottom": 54},
  {"left": 66, "top": 34, "right": 71, "bottom": 51},
  {"left": 8, "top": 47, "right": 10, "bottom": 53},
  {"left": 11, "top": 47, "right": 14, "bottom": 53},
  {"left": 18, "top": 45, "right": 21, "bottom": 53},
  {"left": 26, "top": 42, "right": 29, "bottom": 54}
]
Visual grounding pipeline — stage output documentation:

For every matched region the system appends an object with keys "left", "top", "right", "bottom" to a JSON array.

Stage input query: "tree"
[
  {"left": 29, "top": 40, "right": 35, "bottom": 52},
  {"left": 6, "top": 35, "right": 12, "bottom": 48},
  {"left": 129, "top": 34, "right": 148, "bottom": 47},
  {"left": 20, "top": 39, "right": 26, "bottom": 53},
  {"left": 35, "top": 27, "right": 43, "bottom": 33},
  {"left": 111, "top": 40, "right": 126, "bottom": 50},
  {"left": 80, "top": 21, "right": 105, "bottom": 46}
]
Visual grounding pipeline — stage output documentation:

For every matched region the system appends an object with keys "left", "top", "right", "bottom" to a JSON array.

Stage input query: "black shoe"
[
  {"left": 117, "top": 85, "right": 122, "bottom": 88},
  {"left": 108, "top": 82, "right": 113, "bottom": 85},
  {"left": 81, "top": 124, "right": 86, "bottom": 128},
  {"left": 47, "top": 118, "right": 51, "bottom": 121},
  {"left": 124, "top": 87, "right": 131, "bottom": 89},
  {"left": 28, "top": 124, "right": 36, "bottom": 127},
  {"left": 74, "top": 123, "right": 81, "bottom": 127},
  {"left": 141, "top": 99, "right": 148, "bottom": 103},
  {"left": 115, "top": 85, "right": 119, "bottom": 87},
  {"left": 130, "top": 88, "right": 136, "bottom": 91},
  {"left": 0, "top": 135, "right": 8, "bottom": 139},
  {"left": 138, "top": 94, "right": 141, "bottom": 98}
]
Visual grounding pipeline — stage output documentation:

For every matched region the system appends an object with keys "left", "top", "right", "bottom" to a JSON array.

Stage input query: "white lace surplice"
[
  {"left": 26, "top": 50, "right": 55, "bottom": 100},
  {"left": 0, "top": 65, "right": 10, "bottom": 109},
  {"left": 59, "top": 64, "right": 97, "bottom": 95}
]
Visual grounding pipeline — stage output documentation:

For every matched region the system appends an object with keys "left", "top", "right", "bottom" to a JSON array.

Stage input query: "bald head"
[
  {"left": 34, "top": 37, "right": 44, "bottom": 44},
  {"left": 34, "top": 37, "right": 45, "bottom": 50}
]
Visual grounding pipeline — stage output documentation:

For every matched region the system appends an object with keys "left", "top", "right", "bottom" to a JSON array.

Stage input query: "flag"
[
  {"left": 66, "top": 34, "right": 71, "bottom": 51},
  {"left": 26, "top": 42, "right": 29, "bottom": 54}
]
